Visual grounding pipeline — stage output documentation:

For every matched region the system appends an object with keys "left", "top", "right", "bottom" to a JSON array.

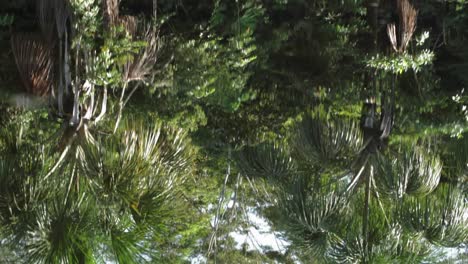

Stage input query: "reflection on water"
[{"left": 0, "top": 0, "right": 468, "bottom": 263}]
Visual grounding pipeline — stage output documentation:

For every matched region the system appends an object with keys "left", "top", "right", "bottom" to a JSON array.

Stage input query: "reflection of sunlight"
[
  {"left": 228, "top": 207, "right": 290, "bottom": 254},
  {"left": 439, "top": 246, "right": 466, "bottom": 263},
  {"left": 208, "top": 198, "right": 291, "bottom": 254},
  {"left": 201, "top": 197, "right": 293, "bottom": 263},
  {"left": 190, "top": 254, "right": 207, "bottom": 264}
]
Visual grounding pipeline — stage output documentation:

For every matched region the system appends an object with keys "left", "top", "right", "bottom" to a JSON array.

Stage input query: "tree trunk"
[{"left": 58, "top": 37, "right": 64, "bottom": 116}]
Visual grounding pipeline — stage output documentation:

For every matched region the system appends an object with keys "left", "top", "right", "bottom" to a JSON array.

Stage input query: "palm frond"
[
  {"left": 106, "top": 225, "right": 148, "bottom": 264},
  {"left": 278, "top": 177, "right": 347, "bottom": 259},
  {"left": 444, "top": 135, "right": 468, "bottom": 182},
  {"left": 374, "top": 146, "right": 442, "bottom": 198},
  {"left": 328, "top": 236, "right": 366, "bottom": 264},
  {"left": 387, "top": 0, "right": 418, "bottom": 53},
  {"left": 234, "top": 142, "right": 294, "bottom": 182},
  {"left": 397, "top": 0, "right": 417, "bottom": 52},
  {"left": 370, "top": 224, "right": 431, "bottom": 263},
  {"left": 294, "top": 113, "right": 363, "bottom": 167},
  {"left": 123, "top": 26, "right": 161, "bottom": 84},
  {"left": 11, "top": 33, "right": 54, "bottom": 97},
  {"left": 401, "top": 184, "right": 468, "bottom": 247},
  {"left": 80, "top": 120, "right": 191, "bottom": 227},
  {"left": 328, "top": 224, "right": 431, "bottom": 264},
  {"left": 102, "top": 0, "right": 121, "bottom": 29},
  {"left": 23, "top": 194, "right": 95, "bottom": 264},
  {"left": 119, "top": 15, "right": 138, "bottom": 36},
  {"left": 0, "top": 123, "right": 53, "bottom": 230}
]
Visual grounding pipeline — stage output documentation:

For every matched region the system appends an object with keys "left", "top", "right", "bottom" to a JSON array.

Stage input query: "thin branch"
[
  {"left": 123, "top": 83, "right": 140, "bottom": 108},
  {"left": 208, "top": 147, "right": 232, "bottom": 260},
  {"left": 83, "top": 81, "right": 94, "bottom": 120},
  {"left": 387, "top": 23, "right": 398, "bottom": 52},
  {"left": 123, "top": 26, "right": 161, "bottom": 83},
  {"left": 44, "top": 144, "right": 70, "bottom": 181},
  {"left": 113, "top": 82, "right": 128, "bottom": 133},
  {"left": 94, "top": 86, "right": 108, "bottom": 124},
  {"left": 70, "top": 35, "right": 80, "bottom": 126}
]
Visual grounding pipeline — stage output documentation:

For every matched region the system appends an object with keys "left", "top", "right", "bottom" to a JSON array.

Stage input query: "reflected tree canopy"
[{"left": 0, "top": 0, "right": 467, "bottom": 263}]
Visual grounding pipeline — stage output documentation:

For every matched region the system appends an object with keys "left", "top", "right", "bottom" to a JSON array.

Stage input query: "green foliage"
[
  {"left": 235, "top": 142, "right": 294, "bottom": 182},
  {"left": 69, "top": 0, "right": 100, "bottom": 45},
  {"left": 367, "top": 50, "right": 435, "bottom": 74},
  {"left": 0, "top": 114, "right": 200, "bottom": 263},
  {"left": 88, "top": 28, "right": 146, "bottom": 87},
  {"left": 175, "top": 31, "right": 257, "bottom": 112},
  {"left": 401, "top": 184, "right": 468, "bottom": 247},
  {"left": 236, "top": 111, "right": 467, "bottom": 262},
  {"left": 210, "top": 0, "right": 266, "bottom": 33},
  {"left": 1, "top": 0, "right": 468, "bottom": 262},
  {"left": 293, "top": 110, "right": 363, "bottom": 166},
  {"left": 375, "top": 145, "right": 442, "bottom": 198}
]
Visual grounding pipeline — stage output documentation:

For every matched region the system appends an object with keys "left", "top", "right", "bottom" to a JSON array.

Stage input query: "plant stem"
[{"left": 362, "top": 164, "right": 372, "bottom": 263}]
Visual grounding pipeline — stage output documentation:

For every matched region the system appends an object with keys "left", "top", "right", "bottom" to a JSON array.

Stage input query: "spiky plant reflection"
[
  {"left": 0, "top": 116, "right": 194, "bottom": 263},
  {"left": 235, "top": 110, "right": 468, "bottom": 263}
]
